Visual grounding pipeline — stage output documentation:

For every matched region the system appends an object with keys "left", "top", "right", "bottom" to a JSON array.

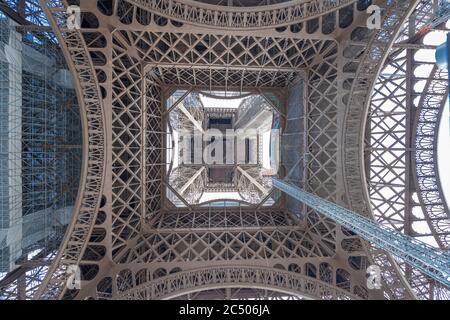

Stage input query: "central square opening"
[{"left": 165, "top": 90, "right": 281, "bottom": 207}]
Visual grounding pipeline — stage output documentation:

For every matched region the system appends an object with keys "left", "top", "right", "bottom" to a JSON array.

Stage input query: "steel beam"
[
  {"left": 178, "top": 166, "right": 205, "bottom": 195},
  {"left": 273, "top": 178, "right": 450, "bottom": 288},
  {"left": 237, "top": 166, "right": 267, "bottom": 194},
  {"left": 177, "top": 103, "right": 205, "bottom": 134}
]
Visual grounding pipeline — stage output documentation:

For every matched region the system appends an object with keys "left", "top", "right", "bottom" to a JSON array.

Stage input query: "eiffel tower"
[{"left": 0, "top": 0, "right": 449, "bottom": 300}]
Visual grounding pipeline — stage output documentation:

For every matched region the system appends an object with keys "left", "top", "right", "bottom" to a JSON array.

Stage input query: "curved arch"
[
  {"left": 115, "top": 266, "right": 361, "bottom": 300},
  {"left": 156, "top": 285, "right": 314, "bottom": 300},
  {"left": 125, "top": 0, "right": 355, "bottom": 30},
  {"left": 341, "top": 0, "right": 421, "bottom": 300},
  {"left": 199, "top": 91, "right": 253, "bottom": 100},
  {"left": 198, "top": 199, "right": 253, "bottom": 206},
  {"left": 35, "top": 0, "right": 106, "bottom": 299},
  {"left": 412, "top": 64, "right": 450, "bottom": 247},
  {"left": 168, "top": 286, "right": 304, "bottom": 300},
  {"left": 362, "top": 1, "right": 450, "bottom": 299}
]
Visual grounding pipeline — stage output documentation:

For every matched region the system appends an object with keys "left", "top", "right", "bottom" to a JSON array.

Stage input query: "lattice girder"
[
  {"left": 113, "top": 266, "right": 363, "bottom": 300},
  {"left": 30, "top": 0, "right": 429, "bottom": 300},
  {"left": 365, "top": 0, "right": 450, "bottom": 299}
]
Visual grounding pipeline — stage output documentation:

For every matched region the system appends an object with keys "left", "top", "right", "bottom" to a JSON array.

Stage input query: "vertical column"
[{"left": 404, "top": 12, "right": 416, "bottom": 280}]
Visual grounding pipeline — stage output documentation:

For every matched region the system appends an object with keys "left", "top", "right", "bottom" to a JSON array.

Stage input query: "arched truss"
[
  {"left": 113, "top": 266, "right": 361, "bottom": 300},
  {"left": 18, "top": 0, "right": 426, "bottom": 300},
  {"left": 236, "top": 95, "right": 272, "bottom": 121},
  {"left": 237, "top": 167, "right": 272, "bottom": 204},
  {"left": 337, "top": 0, "right": 422, "bottom": 300},
  {"left": 168, "top": 166, "right": 205, "bottom": 204},
  {"left": 169, "top": 92, "right": 204, "bottom": 131},
  {"left": 199, "top": 91, "right": 252, "bottom": 100},
  {"left": 366, "top": 0, "right": 450, "bottom": 299},
  {"left": 169, "top": 287, "right": 306, "bottom": 300},
  {"left": 196, "top": 199, "right": 254, "bottom": 206},
  {"left": 33, "top": 0, "right": 107, "bottom": 299},
  {"left": 414, "top": 65, "right": 450, "bottom": 247},
  {"left": 412, "top": 64, "right": 450, "bottom": 299},
  {"left": 125, "top": 0, "right": 355, "bottom": 30}
]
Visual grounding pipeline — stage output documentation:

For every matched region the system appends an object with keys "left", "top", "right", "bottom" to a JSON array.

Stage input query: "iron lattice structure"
[
  {"left": 0, "top": 0, "right": 448, "bottom": 300},
  {"left": 366, "top": 0, "right": 450, "bottom": 299}
]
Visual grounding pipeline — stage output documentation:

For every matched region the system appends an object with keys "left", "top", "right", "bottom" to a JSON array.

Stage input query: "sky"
[{"left": 200, "top": 94, "right": 244, "bottom": 109}]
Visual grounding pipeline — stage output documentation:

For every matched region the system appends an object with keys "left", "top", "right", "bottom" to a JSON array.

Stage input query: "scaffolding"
[{"left": 0, "top": 10, "right": 80, "bottom": 278}]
